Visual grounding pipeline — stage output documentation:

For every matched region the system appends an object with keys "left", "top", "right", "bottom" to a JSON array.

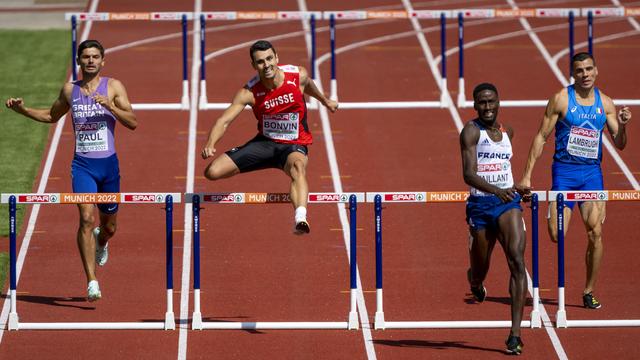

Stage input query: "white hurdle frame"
[
  {"left": 186, "top": 192, "right": 362, "bottom": 330},
  {"left": 365, "top": 191, "right": 540, "bottom": 330},
  {"left": 548, "top": 190, "right": 640, "bottom": 328},
  {"left": 66, "top": 12, "right": 192, "bottom": 111},
  {"left": 1, "top": 192, "right": 181, "bottom": 330}
]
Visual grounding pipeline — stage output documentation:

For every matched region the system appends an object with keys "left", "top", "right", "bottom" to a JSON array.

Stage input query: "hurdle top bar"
[
  {"left": 0, "top": 193, "right": 182, "bottom": 204},
  {"left": 65, "top": 8, "right": 640, "bottom": 21},
  {"left": 548, "top": 190, "right": 640, "bottom": 202},
  {"left": 65, "top": 12, "right": 194, "bottom": 21},
  {"left": 366, "top": 191, "right": 548, "bottom": 203},
  {"left": 184, "top": 192, "right": 365, "bottom": 204}
]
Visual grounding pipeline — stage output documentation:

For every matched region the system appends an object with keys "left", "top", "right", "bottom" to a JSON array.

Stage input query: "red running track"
[{"left": 1, "top": 0, "right": 639, "bottom": 359}]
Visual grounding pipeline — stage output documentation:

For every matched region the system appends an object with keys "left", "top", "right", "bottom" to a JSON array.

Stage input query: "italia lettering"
[
  {"left": 578, "top": 114, "right": 597, "bottom": 120},
  {"left": 264, "top": 93, "right": 295, "bottom": 110}
]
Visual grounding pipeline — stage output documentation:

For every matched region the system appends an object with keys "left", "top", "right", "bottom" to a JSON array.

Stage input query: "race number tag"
[
  {"left": 75, "top": 121, "right": 109, "bottom": 152},
  {"left": 262, "top": 113, "right": 299, "bottom": 141},
  {"left": 567, "top": 126, "right": 600, "bottom": 159}
]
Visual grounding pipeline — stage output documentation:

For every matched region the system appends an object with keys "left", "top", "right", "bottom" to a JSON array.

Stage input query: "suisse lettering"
[{"left": 264, "top": 93, "right": 295, "bottom": 110}]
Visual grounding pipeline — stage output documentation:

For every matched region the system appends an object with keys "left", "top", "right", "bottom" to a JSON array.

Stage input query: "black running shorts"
[{"left": 226, "top": 134, "right": 309, "bottom": 173}]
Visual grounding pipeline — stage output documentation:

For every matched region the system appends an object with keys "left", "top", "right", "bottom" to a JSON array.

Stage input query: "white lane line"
[
  {"left": 402, "top": 0, "right": 463, "bottom": 131},
  {"left": 296, "top": 1, "right": 377, "bottom": 358},
  {"left": 177, "top": 1, "right": 202, "bottom": 359},
  {"left": 611, "top": 0, "right": 640, "bottom": 30},
  {"left": 0, "top": 0, "right": 100, "bottom": 344},
  {"left": 551, "top": 29, "right": 640, "bottom": 63}
]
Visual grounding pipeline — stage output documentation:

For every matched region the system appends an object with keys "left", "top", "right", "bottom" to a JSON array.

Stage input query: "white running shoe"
[
  {"left": 87, "top": 280, "right": 102, "bottom": 302},
  {"left": 94, "top": 227, "right": 108, "bottom": 266}
]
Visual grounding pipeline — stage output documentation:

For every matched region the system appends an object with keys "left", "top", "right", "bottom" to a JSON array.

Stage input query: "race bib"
[
  {"left": 262, "top": 113, "right": 299, "bottom": 141},
  {"left": 567, "top": 126, "right": 600, "bottom": 159},
  {"left": 75, "top": 121, "right": 109, "bottom": 153}
]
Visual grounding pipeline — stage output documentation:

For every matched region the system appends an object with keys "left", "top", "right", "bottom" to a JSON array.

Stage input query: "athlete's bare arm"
[
  {"left": 460, "top": 122, "right": 517, "bottom": 202},
  {"left": 5, "top": 83, "right": 72, "bottom": 123},
  {"left": 601, "top": 93, "right": 631, "bottom": 150},
  {"left": 93, "top": 79, "right": 137, "bottom": 130},
  {"left": 201, "top": 87, "right": 255, "bottom": 159},
  {"left": 298, "top": 66, "right": 338, "bottom": 112},
  {"left": 519, "top": 89, "right": 567, "bottom": 188}
]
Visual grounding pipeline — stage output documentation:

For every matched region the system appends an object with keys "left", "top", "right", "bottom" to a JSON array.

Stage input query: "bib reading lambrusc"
[{"left": 567, "top": 125, "right": 600, "bottom": 159}]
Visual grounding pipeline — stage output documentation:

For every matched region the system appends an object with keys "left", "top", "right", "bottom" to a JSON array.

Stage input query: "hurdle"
[
  {"left": 197, "top": 11, "right": 322, "bottom": 111},
  {"left": 456, "top": 6, "right": 640, "bottom": 107},
  {"left": 1, "top": 192, "right": 180, "bottom": 330},
  {"left": 551, "top": 190, "right": 640, "bottom": 328},
  {"left": 66, "top": 12, "right": 192, "bottom": 110},
  {"left": 186, "top": 192, "right": 361, "bottom": 330},
  {"left": 367, "top": 191, "right": 542, "bottom": 330}
]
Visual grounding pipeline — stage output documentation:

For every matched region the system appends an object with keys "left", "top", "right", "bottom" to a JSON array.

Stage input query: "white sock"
[{"left": 295, "top": 206, "right": 307, "bottom": 223}]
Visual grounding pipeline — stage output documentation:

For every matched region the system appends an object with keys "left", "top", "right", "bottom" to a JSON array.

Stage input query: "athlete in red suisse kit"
[{"left": 202, "top": 40, "right": 338, "bottom": 234}]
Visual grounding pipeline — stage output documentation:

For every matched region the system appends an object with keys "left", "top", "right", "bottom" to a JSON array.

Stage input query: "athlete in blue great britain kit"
[{"left": 6, "top": 40, "right": 137, "bottom": 301}]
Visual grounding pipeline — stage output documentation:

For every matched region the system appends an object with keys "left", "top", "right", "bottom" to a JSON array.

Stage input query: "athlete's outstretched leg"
[
  {"left": 285, "top": 151, "right": 309, "bottom": 234},
  {"left": 497, "top": 208, "right": 527, "bottom": 338},
  {"left": 468, "top": 227, "right": 497, "bottom": 301},
  {"left": 204, "top": 154, "right": 240, "bottom": 181}
]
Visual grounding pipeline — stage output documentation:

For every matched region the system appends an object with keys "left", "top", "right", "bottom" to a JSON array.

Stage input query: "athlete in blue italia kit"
[
  {"left": 5, "top": 40, "right": 137, "bottom": 301},
  {"left": 460, "top": 83, "right": 529, "bottom": 355},
  {"left": 520, "top": 52, "right": 632, "bottom": 309}
]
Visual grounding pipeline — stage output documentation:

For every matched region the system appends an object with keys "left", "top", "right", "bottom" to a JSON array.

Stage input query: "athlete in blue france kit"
[
  {"left": 5, "top": 40, "right": 137, "bottom": 301},
  {"left": 460, "top": 83, "right": 529, "bottom": 355},
  {"left": 520, "top": 52, "right": 632, "bottom": 309}
]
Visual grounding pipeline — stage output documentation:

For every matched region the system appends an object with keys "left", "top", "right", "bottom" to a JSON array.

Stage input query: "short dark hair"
[
  {"left": 249, "top": 40, "right": 276, "bottom": 61},
  {"left": 77, "top": 39, "right": 105, "bottom": 59},
  {"left": 571, "top": 52, "right": 595, "bottom": 66},
  {"left": 473, "top": 82, "right": 499, "bottom": 100}
]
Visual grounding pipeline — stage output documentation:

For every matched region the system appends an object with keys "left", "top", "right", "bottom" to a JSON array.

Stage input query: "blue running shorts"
[
  {"left": 551, "top": 161, "right": 604, "bottom": 210},
  {"left": 71, "top": 154, "right": 120, "bottom": 214},
  {"left": 466, "top": 194, "right": 522, "bottom": 231}
]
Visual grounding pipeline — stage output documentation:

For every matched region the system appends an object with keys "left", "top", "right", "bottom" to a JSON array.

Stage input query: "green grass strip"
[{"left": 0, "top": 30, "right": 69, "bottom": 289}]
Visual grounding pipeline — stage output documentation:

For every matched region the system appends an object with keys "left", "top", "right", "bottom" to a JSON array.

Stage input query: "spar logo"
[
  {"left": 570, "top": 127, "right": 598, "bottom": 138},
  {"left": 478, "top": 163, "right": 509, "bottom": 172},
  {"left": 385, "top": 193, "right": 425, "bottom": 202},
  {"left": 203, "top": 194, "right": 243, "bottom": 203},
  {"left": 566, "top": 192, "right": 606, "bottom": 201},
  {"left": 311, "top": 193, "right": 349, "bottom": 202},
  {"left": 124, "top": 194, "right": 164, "bottom": 202},
  {"left": 19, "top": 194, "right": 56, "bottom": 203}
]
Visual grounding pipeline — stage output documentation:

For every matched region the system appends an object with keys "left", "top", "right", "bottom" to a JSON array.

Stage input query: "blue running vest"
[{"left": 553, "top": 85, "right": 606, "bottom": 165}]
